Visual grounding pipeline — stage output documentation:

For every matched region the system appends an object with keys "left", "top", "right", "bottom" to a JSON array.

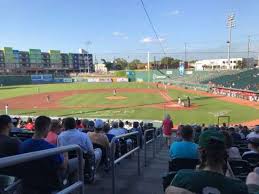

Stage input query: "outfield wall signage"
[
  {"left": 116, "top": 78, "right": 128, "bottom": 82},
  {"left": 31, "top": 74, "right": 53, "bottom": 83},
  {"left": 153, "top": 74, "right": 166, "bottom": 80}
]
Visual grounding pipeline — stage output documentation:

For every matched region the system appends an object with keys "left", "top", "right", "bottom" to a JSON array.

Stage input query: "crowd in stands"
[
  {"left": 162, "top": 114, "right": 259, "bottom": 194},
  {"left": 2, "top": 113, "right": 259, "bottom": 193},
  {"left": 0, "top": 115, "right": 148, "bottom": 194}
]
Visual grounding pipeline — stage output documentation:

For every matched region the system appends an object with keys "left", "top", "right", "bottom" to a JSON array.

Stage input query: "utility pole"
[
  {"left": 248, "top": 35, "right": 251, "bottom": 58},
  {"left": 226, "top": 13, "right": 235, "bottom": 70},
  {"left": 184, "top": 42, "right": 187, "bottom": 68}
]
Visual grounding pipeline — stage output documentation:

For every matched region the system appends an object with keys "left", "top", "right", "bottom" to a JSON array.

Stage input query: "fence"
[{"left": 0, "top": 145, "right": 84, "bottom": 194}]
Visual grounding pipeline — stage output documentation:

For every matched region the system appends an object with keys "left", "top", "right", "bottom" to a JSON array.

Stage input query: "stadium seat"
[
  {"left": 168, "top": 158, "right": 199, "bottom": 172},
  {"left": 229, "top": 159, "right": 252, "bottom": 181},
  {"left": 9, "top": 132, "right": 33, "bottom": 142},
  {"left": 163, "top": 158, "right": 200, "bottom": 191},
  {"left": 242, "top": 153, "right": 259, "bottom": 167}
]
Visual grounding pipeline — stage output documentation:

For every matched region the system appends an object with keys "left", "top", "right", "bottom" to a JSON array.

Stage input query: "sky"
[{"left": 0, "top": 0, "right": 259, "bottom": 61}]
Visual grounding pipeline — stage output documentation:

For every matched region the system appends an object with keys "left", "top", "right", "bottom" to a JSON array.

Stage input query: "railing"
[
  {"left": 144, "top": 128, "right": 156, "bottom": 167},
  {"left": 0, "top": 145, "right": 84, "bottom": 194},
  {"left": 155, "top": 127, "right": 164, "bottom": 152},
  {"left": 110, "top": 131, "right": 140, "bottom": 194}
]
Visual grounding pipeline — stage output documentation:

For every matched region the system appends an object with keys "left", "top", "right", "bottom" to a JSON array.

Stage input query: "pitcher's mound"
[{"left": 106, "top": 96, "right": 128, "bottom": 100}]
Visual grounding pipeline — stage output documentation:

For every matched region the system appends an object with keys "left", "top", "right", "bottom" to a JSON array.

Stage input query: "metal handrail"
[
  {"left": 0, "top": 145, "right": 84, "bottom": 194},
  {"left": 144, "top": 128, "right": 156, "bottom": 167},
  {"left": 155, "top": 127, "right": 164, "bottom": 151},
  {"left": 110, "top": 131, "right": 140, "bottom": 194}
]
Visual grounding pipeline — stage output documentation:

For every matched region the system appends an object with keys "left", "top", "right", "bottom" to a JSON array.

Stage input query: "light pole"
[{"left": 226, "top": 14, "right": 235, "bottom": 70}]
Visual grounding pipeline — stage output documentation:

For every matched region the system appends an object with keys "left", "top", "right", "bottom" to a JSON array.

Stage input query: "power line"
[{"left": 140, "top": 0, "right": 167, "bottom": 55}]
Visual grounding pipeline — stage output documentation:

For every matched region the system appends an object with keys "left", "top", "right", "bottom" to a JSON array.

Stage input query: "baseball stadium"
[{"left": 1, "top": 1, "right": 259, "bottom": 194}]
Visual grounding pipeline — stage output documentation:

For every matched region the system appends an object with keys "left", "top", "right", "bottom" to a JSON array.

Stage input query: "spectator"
[
  {"left": 118, "top": 121, "right": 127, "bottom": 134},
  {"left": 45, "top": 119, "right": 62, "bottom": 145},
  {"left": 88, "top": 120, "right": 95, "bottom": 132},
  {"left": 24, "top": 117, "right": 34, "bottom": 131},
  {"left": 0, "top": 115, "right": 21, "bottom": 191},
  {"left": 11, "top": 117, "right": 23, "bottom": 133},
  {"left": 0, "top": 115, "right": 21, "bottom": 157},
  {"left": 241, "top": 126, "right": 250, "bottom": 138},
  {"left": 162, "top": 114, "right": 173, "bottom": 147},
  {"left": 58, "top": 117, "right": 102, "bottom": 171},
  {"left": 108, "top": 121, "right": 123, "bottom": 136},
  {"left": 20, "top": 116, "right": 67, "bottom": 194},
  {"left": 193, "top": 125, "right": 202, "bottom": 144},
  {"left": 88, "top": 119, "right": 109, "bottom": 149},
  {"left": 246, "top": 167, "right": 259, "bottom": 194},
  {"left": 81, "top": 119, "right": 89, "bottom": 133},
  {"left": 88, "top": 119, "right": 110, "bottom": 167},
  {"left": 242, "top": 137, "right": 259, "bottom": 157},
  {"left": 247, "top": 126, "right": 259, "bottom": 140},
  {"left": 166, "top": 130, "right": 248, "bottom": 194},
  {"left": 169, "top": 125, "right": 198, "bottom": 160},
  {"left": 229, "top": 127, "right": 242, "bottom": 143},
  {"left": 131, "top": 121, "right": 143, "bottom": 147},
  {"left": 221, "top": 131, "right": 241, "bottom": 159},
  {"left": 103, "top": 122, "right": 115, "bottom": 142}
]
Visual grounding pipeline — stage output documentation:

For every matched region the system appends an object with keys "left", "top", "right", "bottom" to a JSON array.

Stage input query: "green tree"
[
  {"left": 113, "top": 58, "right": 128, "bottom": 70},
  {"left": 101, "top": 59, "right": 114, "bottom": 71},
  {"left": 129, "top": 59, "right": 142, "bottom": 70},
  {"left": 160, "top": 57, "right": 180, "bottom": 69}
]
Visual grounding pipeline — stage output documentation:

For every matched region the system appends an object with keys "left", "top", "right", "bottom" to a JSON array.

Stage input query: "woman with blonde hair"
[{"left": 162, "top": 114, "right": 173, "bottom": 147}]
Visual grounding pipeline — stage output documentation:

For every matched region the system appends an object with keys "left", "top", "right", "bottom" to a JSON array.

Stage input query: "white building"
[
  {"left": 194, "top": 58, "right": 255, "bottom": 71},
  {"left": 94, "top": 63, "right": 107, "bottom": 73}
]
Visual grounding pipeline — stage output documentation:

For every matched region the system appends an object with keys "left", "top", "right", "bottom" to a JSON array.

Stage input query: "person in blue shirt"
[
  {"left": 169, "top": 125, "right": 198, "bottom": 160},
  {"left": 20, "top": 116, "right": 67, "bottom": 194}
]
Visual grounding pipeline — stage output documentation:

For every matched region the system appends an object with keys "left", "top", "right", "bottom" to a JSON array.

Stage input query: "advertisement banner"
[
  {"left": 116, "top": 78, "right": 128, "bottom": 82},
  {"left": 31, "top": 74, "right": 53, "bottom": 83}
]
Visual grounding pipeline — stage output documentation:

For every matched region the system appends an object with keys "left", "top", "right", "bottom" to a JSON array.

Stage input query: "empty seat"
[{"left": 229, "top": 159, "right": 252, "bottom": 181}]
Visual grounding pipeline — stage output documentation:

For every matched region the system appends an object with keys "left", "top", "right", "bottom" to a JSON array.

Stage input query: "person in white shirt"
[
  {"left": 247, "top": 126, "right": 259, "bottom": 140},
  {"left": 243, "top": 137, "right": 259, "bottom": 157}
]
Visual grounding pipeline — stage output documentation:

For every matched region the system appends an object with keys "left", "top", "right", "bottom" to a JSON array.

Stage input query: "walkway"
[{"left": 85, "top": 144, "right": 169, "bottom": 194}]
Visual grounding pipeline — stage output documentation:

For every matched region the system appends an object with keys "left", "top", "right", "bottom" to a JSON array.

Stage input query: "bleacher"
[{"left": 1, "top": 116, "right": 259, "bottom": 194}]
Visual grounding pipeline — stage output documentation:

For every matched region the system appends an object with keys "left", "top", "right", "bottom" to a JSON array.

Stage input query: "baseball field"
[{"left": 0, "top": 82, "right": 258, "bottom": 125}]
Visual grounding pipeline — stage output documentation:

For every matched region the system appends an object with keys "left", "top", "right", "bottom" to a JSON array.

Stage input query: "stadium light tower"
[{"left": 226, "top": 13, "right": 235, "bottom": 69}]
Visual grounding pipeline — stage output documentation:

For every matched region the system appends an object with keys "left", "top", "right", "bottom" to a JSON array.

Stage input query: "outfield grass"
[
  {"left": 60, "top": 92, "right": 164, "bottom": 107},
  {"left": 0, "top": 82, "right": 258, "bottom": 124},
  {"left": 0, "top": 82, "right": 153, "bottom": 100}
]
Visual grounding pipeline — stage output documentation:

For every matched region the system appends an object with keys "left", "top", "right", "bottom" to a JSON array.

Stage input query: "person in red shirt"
[
  {"left": 45, "top": 119, "right": 62, "bottom": 145},
  {"left": 25, "top": 117, "right": 34, "bottom": 131},
  {"left": 162, "top": 114, "right": 174, "bottom": 147}
]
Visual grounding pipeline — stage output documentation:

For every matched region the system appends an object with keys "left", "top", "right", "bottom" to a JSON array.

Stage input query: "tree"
[
  {"left": 101, "top": 59, "right": 114, "bottom": 71},
  {"left": 129, "top": 59, "right": 142, "bottom": 70},
  {"left": 113, "top": 58, "right": 128, "bottom": 70},
  {"left": 160, "top": 57, "right": 180, "bottom": 69}
]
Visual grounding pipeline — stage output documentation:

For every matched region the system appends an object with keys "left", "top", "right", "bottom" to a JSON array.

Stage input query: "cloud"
[
  {"left": 112, "top": 32, "right": 128, "bottom": 39},
  {"left": 140, "top": 37, "right": 166, "bottom": 43},
  {"left": 167, "top": 10, "right": 181, "bottom": 16}
]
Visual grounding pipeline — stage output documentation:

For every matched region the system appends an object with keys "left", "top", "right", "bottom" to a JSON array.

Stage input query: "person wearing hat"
[
  {"left": 242, "top": 137, "right": 259, "bottom": 157},
  {"left": 88, "top": 119, "right": 109, "bottom": 149},
  {"left": 247, "top": 126, "right": 259, "bottom": 140},
  {"left": 166, "top": 130, "right": 248, "bottom": 194}
]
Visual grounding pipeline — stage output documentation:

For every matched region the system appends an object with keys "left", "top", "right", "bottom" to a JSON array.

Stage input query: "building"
[
  {"left": 95, "top": 63, "right": 108, "bottom": 73},
  {"left": 194, "top": 58, "right": 256, "bottom": 71},
  {"left": 0, "top": 47, "right": 94, "bottom": 74}
]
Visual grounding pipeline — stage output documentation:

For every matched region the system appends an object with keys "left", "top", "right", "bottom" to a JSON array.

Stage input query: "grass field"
[{"left": 0, "top": 82, "right": 258, "bottom": 125}]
